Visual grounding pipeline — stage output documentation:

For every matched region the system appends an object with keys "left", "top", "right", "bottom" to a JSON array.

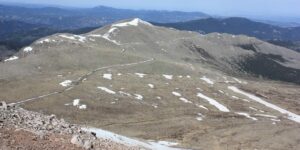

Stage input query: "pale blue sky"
[{"left": 1, "top": 0, "right": 300, "bottom": 18}]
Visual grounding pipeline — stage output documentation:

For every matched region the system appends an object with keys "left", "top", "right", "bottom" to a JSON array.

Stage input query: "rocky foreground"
[{"left": 0, "top": 101, "right": 140, "bottom": 150}]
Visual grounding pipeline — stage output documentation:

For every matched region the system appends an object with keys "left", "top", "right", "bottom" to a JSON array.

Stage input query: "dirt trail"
[{"left": 11, "top": 58, "right": 154, "bottom": 105}]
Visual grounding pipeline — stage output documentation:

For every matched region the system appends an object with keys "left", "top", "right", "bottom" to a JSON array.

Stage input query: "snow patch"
[
  {"left": 101, "top": 27, "right": 120, "bottom": 45},
  {"left": 74, "top": 35, "right": 86, "bottom": 42},
  {"left": 112, "top": 18, "right": 152, "bottom": 27},
  {"left": 59, "top": 34, "right": 76, "bottom": 40},
  {"left": 73, "top": 99, "right": 80, "bottom": 106},
  {"left": 231, "top": 96, "right": 239, "bottom": 99},
  {"left": 233, "top": 77, "right": 247, "bottom": 84},
  {"left": 197, "top": 93, "right": 230, "bottom": 112},
  {"left": 148, "top": 84, "right": 154, "bottom": 88},
  {"left": 235, "top": 112, "right": 258, "bottom": 121},
  {"left": 163, "top": 75, "right": 173, "bottom": 80},
  {"left": 196, "top": 113, "right": 205, "bottom": 121},
  {"left": 82, "top": 127, "right": 180, "bottom": 150},
  {"left": 172, "top": 92, "right": 181, "bottom": 97},
  {"left": 37, "top": 38, "right": 50, "bottom": 44},
  {"left": 271, "top": 118, "right": 281, "bottom": 122},
  {"left": 134, "top": 94, "right": 143, "bottom": 100},
  {"left": 59, "top": 34, "right": 86, "bottom": 42},
  {"left": 103, "top": 74, "right": 112, "bottom": 80},
  {"left": 102, "top": 35, "right": 120, "bottom": 45},
  {"left": 70, "top": 99, "right": 87, "bottom": 110},
  {"left": 156, "top": 141, "right": 178, "bottom": 147},
  {"left": 196, "top": 104, "right": 209, "bottom": 110},
  {"left": 228, "top": 86, "right": 300, "bottom": 123},
  {"left": 97, "top": 87, "right": 116, "bottom": 94},
  {"left": 88, "top": 34, "right": 102, "bottom": 37},
  {"left": 135, "top": 73, "right": 146, "bottom": 78},
  {"left": 79, "top": 105, "right": 87, "bottom": 110},
  {"left": 200, "top": 76, "right": 214, "bottom": 85},
  {"left": 119, "top": 91, "right": 132, "bottom": 97},
  {"left": 179, "top": 98, "right": 192, "bottom": 104},
  {"left": 152, "top": 104, "right": 158, "bottom": 108},
  {"left": 60, "top": 80, "right": 72, "bottom": 87},
  {"left": 249, "top": 107, "right": 258, "bottom": 111},
  {"left": 23, "top": 47, "right": 33, "bottom": 52},
  {"left": 4, "top": 56, "right": 19, "bottom": 62},
  {"left": 233, "top": 78, "right": 242, "bottom": 83}
]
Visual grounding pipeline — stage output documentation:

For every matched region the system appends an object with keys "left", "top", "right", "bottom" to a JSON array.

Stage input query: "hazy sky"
[{"left": 1, "top": 0, "right": 300, "bottom": 18}]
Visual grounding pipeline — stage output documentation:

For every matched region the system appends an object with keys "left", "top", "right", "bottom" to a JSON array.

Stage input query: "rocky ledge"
[{"left": 0, "top": 101, "right": 139, "bottom": 150}]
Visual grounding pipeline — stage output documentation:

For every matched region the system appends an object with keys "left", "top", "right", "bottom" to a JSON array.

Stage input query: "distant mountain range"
[
  {"left": 1, "top": 3, "right": 300, "bottom": 59},
  {"left": 155, "top": 17, "right": 300, "bottom": 41},
  {"left": 0, "top": 20, "right": 98, "bottom": 59},
  {"left": 0, "top": 4, "right": 209, "bottom": 29},
  {"left": 0, "top": 4, "right": 209, "bottom": 59}
]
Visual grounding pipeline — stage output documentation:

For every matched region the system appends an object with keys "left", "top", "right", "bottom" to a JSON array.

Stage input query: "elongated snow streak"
[
  {"left": 228, "top": 86, "right": 300, "bottom": 123},
  {"left": 10, "top": 58, "right": 154, "bottom": 105},
  {"left": 197, "top": 93, "right": 230, "bottom": 112},
  {"left": 97, "top": 87, "right": 116, "bottom": 94},
  {"left": 4, "top": 56, "right": 19, "bottom": 62},
  {"left": 172, "top": 92, "right": 182, "bottom": 97},
  {"left": 235, "top": 112, "right": 258, "bottom": 121},
  {"left": 135, "top": 73, "right": 146, "bottom": 78},
  {"left": 82, "top": 127, "right": 180, "bottom": 150},
  {"left": 163, "top": 75, "right": 173, "bottom": 80},
  {"left": 200, "top": 76, "right": 214, "bottom": 85}
]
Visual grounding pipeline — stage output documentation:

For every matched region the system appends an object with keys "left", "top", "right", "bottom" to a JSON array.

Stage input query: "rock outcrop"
[{"left": 0, "top": 102, "right": 138, "bottom": 150}]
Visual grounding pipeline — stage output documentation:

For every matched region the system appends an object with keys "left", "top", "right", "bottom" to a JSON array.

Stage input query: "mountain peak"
[{"left": 112, "top": 18, "right": 153, "bottom": 27}]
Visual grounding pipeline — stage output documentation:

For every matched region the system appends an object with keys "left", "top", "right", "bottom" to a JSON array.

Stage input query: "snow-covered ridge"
[
  {"left": 112, "top": 18, "right": 152, "bottom": 27},
  {"left": 87, "top": 18, "right": 151, "bottom": 45}
]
